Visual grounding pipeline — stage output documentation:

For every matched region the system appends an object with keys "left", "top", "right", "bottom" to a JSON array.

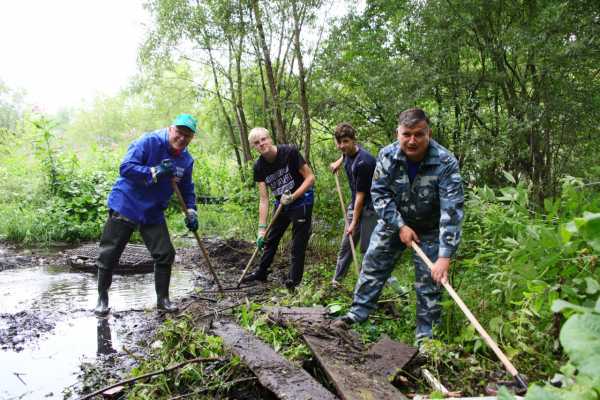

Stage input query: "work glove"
[
  {"left": 151, "top": 159, "right": 175, "bottom": 183},
  {"left": 280, "top": 191, "right": 294, "bottom": 205},
  {"left": 184, "top": 209, "right": 198, "bottom": 231},
  {"left": 256, "top": 224, "right": 266, "bottom": 250},
  {"left": 256, "top": 235, "right": 265, "bottom": 250}
]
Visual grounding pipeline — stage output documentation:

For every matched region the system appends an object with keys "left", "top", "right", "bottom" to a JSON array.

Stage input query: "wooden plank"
[
  {"left": 263, "top": 306, "right": 328, "bottom": 325},
  {"left": 365, "top": 334, "right": 417, "bottom": 379},
  {"left": 263, "top": 307, "right": 414, "bottom": 399},
  {"left": 212, "top": 320, "right": 337, "bottom": 400},
  {"left": 303, "top": 333, "right": 408, "bottom": 400},
  {"left": 413, "top": 397, "right": 523, "bottom": 400}
]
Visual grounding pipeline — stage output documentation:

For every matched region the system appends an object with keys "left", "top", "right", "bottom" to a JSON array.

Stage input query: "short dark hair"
[
  {"left": 398, "top": 108, "right": 430, "bottom": 128},
  {"left": 334, "top": 123, "right": 356, "bottom": 142}
]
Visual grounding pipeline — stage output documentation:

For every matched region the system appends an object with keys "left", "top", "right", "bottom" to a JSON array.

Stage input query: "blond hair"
[{"left": 248, "top": 127, "right": 270, "bottom": 144}]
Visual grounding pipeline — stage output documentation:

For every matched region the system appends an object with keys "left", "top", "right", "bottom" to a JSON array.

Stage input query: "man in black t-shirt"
[
  {"left": 242, "top": 127, "right": 316, "bottom": 290},
  {"left": 330, "top": 123, "right": 377, "bottom": 286}
]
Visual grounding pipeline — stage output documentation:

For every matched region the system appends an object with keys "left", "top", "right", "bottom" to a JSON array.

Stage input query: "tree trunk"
[
  {"left": 205, "top": 38, "right": 245, "bottom": 180},
  {"left": 226, "top": 38, "right": 251, "bottom": 163},
  {"left": 291, "top": 2, "right": 312, "bottom": 164},
  {"left": 234, "top": 1, "right": 252, "bottom": 161},
  {"left": 251, "top": 0, "right": 287, "bottom": 143}
]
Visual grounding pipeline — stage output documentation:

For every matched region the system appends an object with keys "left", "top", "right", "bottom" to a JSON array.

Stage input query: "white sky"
[{"left": 0, "top": 0, "right": 150, "bottom": 113}]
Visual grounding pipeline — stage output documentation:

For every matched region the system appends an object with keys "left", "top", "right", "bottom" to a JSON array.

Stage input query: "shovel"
[
  {"left": 411, "top": 242, "right": 527, "bottom": 392},
  {"left": 334, "top": 172, "right": 360, "bottom": 275},
  {"left": 236, "top": 202, "right": 284, "bottom": 287},
  {"left": 171, "top": 180, "right": 224, "bottom": 294}
]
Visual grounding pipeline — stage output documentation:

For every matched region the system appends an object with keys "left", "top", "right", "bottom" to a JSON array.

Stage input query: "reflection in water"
[
  {"left": 0, "top": 265, "right": 196, "bottom": 314},
  {"left": 0, "top": 264, "right": 196, "bottom": 399},
  {"left": 97, "top": 318, "right": 116, "bottom": 355}
]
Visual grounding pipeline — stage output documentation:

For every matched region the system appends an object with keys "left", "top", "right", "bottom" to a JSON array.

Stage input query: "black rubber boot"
[
  {"left": 94, "top": 268, "right": 112, "bottom": 316},
  {"left": 155, "top": 265, "right": 178, "bottom": 312}
]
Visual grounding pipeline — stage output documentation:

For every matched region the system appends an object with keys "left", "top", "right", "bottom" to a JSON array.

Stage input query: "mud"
[
  {"left": 0, "top": 237, "right": 287, "bottom": 399},
  {"left": 0, "top": 311, "right": 55, "bottom": 351}
]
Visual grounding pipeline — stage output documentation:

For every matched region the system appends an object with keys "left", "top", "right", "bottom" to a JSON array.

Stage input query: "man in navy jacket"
[{"left": 95, "top": 114, "right": 199, "bottom": 316}]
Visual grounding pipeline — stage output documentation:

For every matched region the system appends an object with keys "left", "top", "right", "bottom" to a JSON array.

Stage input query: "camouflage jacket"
[{"left": 372, "top": 139, "right": 464, "bottom": 257}]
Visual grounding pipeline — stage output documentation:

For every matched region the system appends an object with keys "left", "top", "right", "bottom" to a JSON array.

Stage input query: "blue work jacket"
[{"left": 107, "top": 128, "right": 196, "bottom": 225}]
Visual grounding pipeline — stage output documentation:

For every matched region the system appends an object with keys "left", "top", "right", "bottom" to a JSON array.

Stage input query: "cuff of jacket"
[
  {"left": 438, "top": 247, "right": 455, "bottom": 258},
  {"left": 382, "top": 212, "right": 405, "bottom": 231}
]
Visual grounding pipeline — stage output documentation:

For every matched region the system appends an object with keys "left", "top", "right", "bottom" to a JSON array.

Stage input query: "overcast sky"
[{"left": 0, "top": 0, "right": 149, "bottom": 113}]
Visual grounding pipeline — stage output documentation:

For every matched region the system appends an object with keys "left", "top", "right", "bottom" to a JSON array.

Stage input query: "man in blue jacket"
[{"left": 94, "top": 114, "right": 199, "bottom": 316}]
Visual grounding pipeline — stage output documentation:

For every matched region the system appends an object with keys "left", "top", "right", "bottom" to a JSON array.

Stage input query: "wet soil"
[{"left": 0, "top": 237, "right": 288, "bottom": 399}]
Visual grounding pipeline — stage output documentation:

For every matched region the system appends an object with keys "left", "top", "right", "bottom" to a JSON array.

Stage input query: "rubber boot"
[
  {"left": 94, "top": 268, "right": 112, "bottom": 316},
  {"left": 155, "top": 265, "right": 178, "bottom": 312}
]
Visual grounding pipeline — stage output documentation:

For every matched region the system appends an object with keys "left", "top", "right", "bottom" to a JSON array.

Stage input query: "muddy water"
[{"left": 0, "top": 263, "right": 196, "bottom": 399}]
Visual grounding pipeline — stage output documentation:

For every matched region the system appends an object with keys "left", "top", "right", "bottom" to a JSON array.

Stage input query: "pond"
[{"left": 0, "top": 262, "right": 196, "bottom": 399}]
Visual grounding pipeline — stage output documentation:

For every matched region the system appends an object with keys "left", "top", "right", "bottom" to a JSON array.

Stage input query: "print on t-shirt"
[{"left": 264, "top": 164, "right": 295, "bottom": 196}]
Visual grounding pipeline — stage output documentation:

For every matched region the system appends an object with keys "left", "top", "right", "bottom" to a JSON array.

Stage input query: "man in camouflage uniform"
[{"left": 334, "top": 108, "right": 464, "bottom": 342}]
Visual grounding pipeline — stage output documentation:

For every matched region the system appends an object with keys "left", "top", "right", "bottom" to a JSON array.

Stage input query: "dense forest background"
[{"left": 1, "top": 0, "right": 599, "bottom": 397}]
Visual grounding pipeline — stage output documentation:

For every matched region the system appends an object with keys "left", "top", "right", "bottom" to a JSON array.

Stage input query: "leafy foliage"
[{"left": 127, "top": 316, "right": 247, "bottom": 399}]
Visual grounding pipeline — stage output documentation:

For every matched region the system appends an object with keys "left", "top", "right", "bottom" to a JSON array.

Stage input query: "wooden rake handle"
[
  {"left": 171, "top": 180, "right": 224, "bottom": 294},
  {"left": 411, "top": 242, "right": 523, "bottom": 381},
  {"left": 334, "top": 172, "right": 360, "bottom": 275},
  {"left": 236, "top": 203, "right": 284, "bottom": 287}
]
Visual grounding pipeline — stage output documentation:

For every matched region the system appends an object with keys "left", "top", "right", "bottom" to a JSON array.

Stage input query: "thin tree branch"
[{"left": 78, "top": 357, "right": 222, "bottom": 400}]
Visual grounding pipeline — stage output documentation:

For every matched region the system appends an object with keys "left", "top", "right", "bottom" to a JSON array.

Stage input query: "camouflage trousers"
[{"left": 348, "top": 222, "right": 442, "bottom": 340}]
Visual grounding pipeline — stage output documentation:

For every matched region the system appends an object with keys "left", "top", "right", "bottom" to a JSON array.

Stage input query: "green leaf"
[
  {"left": 496, "top": 386, "right": 517, "bottom": 400},
  {"left": 560, "top": 221, "right": 578, "bottom": 243},
  {"left": 502, "top": 237, "right": 519, "bottom": 247},
  {"left": 328, "top": 304, "right": 343, "bottom": 314},
  {"left": 585, "top": 278, "right": 600, "bottom": 295},
  {"left": 502, "top": 170, "right": 516, "bottom": 184},
  {"left": 551, "top": 299, "right": 590, "bottom": 314},
  {"left": 578, "top": 355, "right": 600, "bottom": 376},
  {"left": 559, "top": 313, "right": 600, "bottom": 366}
]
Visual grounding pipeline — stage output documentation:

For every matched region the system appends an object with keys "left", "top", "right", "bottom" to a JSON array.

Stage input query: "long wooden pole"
[
  {"left": 237, "top": 203, "right": 284, "bottom": 287},
  {"left": 171, "top": 180, "right": 224, "bottom": 294},
  {"left": 411, "top": 242, "right": 526, "bottom": 389},
  {"left": 334, "top": 172, "right": 360, "bottom": 275}
]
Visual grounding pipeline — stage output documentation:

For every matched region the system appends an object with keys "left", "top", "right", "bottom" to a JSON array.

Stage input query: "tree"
[{"left": 314, "top": 0, "right": 600, "bottom": 200}]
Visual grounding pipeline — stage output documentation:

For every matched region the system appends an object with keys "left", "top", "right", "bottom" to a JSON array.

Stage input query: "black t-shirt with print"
[
  {"left": 254, "top": 145, "right": 310, "bottom": 203},
  {"left": 343, "top": 146, "right": 376, "bottom": 210}
]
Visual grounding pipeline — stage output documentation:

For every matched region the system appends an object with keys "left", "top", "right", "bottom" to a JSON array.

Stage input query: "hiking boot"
[
  {"left": 331, "top": 279, "right": 342, "bottom": 289},
  {"left": 331, "top": 315, "right": 355, "bottom": 330},
  {"left": 241, "top": 271, "right": 268, "bottom": 284}
]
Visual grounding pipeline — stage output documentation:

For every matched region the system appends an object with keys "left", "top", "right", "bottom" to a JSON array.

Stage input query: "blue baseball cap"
[{"left": 172, "top": 114, "right": 197, "bottom": 134}]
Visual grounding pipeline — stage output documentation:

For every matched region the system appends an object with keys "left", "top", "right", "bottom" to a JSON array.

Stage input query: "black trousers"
[
  {"left": 257, "top": 204, "right": 313, "bottom": 286},
  {"left": 96, "top": 211, "right": 175, "bottom": 272}
]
